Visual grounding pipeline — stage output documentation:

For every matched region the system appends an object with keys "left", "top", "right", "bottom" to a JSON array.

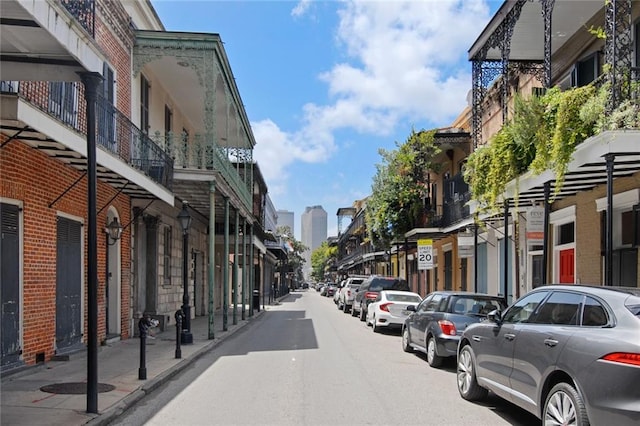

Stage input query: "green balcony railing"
[{"left": 157, "top": 131, "right": 253, "bottom": 210}]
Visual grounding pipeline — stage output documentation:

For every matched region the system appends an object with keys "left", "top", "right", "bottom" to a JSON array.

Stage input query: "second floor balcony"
[{"left": 0, "top": 80, "right": 173, "bottom": 192}]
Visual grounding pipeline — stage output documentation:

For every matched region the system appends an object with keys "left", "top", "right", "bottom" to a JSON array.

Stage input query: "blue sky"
[{"left": 152, "top": 0, "right": 500, "bottom": 239}]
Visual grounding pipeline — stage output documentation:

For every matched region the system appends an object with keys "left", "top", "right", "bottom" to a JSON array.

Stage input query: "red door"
[{"left": 559, "top": 248, "right": 575, "bottom": 284}]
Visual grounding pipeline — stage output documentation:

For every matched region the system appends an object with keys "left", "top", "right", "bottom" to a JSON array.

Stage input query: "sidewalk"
[{"left": 0, "top": 299, "right": 281, "bottom": 426}]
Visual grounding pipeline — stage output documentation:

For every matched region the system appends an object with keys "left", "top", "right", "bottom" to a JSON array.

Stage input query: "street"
[{"left": 113, "top": 290, "right": 539, "bottom": 426}]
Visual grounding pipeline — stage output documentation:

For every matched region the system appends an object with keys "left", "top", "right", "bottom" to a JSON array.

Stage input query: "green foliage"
[
  {"left": 310, "top": 241, "right": 337, "bottom": 282},
  {"left": 366, "top": 128, "right": 441, "bottom": 247},
  {"left": 276, "top": 226, "right": 307, "bottom": 279},
  {"left": 466, "top": 80, "right": 640, "bottom": 211}
]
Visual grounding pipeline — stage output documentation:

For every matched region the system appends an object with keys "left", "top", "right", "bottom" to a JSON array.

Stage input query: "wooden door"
[{"left": 559, "top": 248, "right": 575, "bottom": 284}]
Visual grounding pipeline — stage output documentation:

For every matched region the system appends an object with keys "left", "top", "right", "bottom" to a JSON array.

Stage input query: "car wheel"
[
  {"left": 351, "top": 305, "right": 357, "bottom": 317},
  {"left": 371, "top": 315, "right": 379, "bottom": 332},
  {"left": 457, "top": 344, "right": 488, "bottom": 401},
  {"left": 426, "top": 336, "right": 444, "bottom": 367},
  {"left": 359, "top": 305, "right": 366, "bottom": 322},
  {"left": 402, "top": 327, "right": 413, "bottom": 353},
  {"left": 344, "top": 304, "right": 350, "bottom": 314},
  {"left": 543, "top": 382, "right": 589, "bottom": 426}
]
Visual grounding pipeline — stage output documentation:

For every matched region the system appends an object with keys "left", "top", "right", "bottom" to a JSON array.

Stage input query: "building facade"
[
  {"left": 301, "top": 205, "right": 327, "bottom": 279},
  {"left": 276, "top": 209, "right": 294, "bottom": 235},
  {"left": 0, "top": 0, "right": 273, "bottom": 372}
]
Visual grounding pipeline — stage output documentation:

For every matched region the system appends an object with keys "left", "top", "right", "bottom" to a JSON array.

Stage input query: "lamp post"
[
  {"left": 383, "top": 251, "right": 390, "bottom": 276},
  {"left": 178, "top": 202, "right": 193, "bottom": 344},
  {"left": 105, "top": 217, "right": 123, "bottom": 337}
]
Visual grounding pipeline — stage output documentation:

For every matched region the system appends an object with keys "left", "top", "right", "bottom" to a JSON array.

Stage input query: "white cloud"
[
  {"left": 255, "top": 0, "right": 492, "bottom": 196},
  {"left": 291, "top": 0, "right": 312, "bottom": 18}
]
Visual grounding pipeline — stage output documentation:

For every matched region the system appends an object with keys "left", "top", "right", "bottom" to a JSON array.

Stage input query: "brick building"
[{"left": 1, "top": 0, "right": 269, "bottom": 372}]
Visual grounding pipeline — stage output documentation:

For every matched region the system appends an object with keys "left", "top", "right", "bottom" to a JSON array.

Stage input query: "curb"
[{"left": 87, "top": 310, "right": 266, "bottom": 426}]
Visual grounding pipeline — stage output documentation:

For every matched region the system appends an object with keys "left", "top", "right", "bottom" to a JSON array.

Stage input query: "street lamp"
[
  {"left": 106, "top": 217, "right": 123, "bottom": 245},
  {"left": 178, "top": 202, "right": 193, "bottom": 344},
  {"left": 383, "top": 251, "right": 390, "bottom": 276}
]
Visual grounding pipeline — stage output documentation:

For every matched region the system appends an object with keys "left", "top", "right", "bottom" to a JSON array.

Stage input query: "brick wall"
[{"left": 0, "top": 136, "right": 131, "bottom": 365}]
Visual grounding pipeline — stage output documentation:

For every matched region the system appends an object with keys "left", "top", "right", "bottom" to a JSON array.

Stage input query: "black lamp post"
[
  {"left": 383, "top": 251, "right": 391, "bottom": 276},
  {"left": 178, "top": 202, "right": 193, "bottom": 344}
]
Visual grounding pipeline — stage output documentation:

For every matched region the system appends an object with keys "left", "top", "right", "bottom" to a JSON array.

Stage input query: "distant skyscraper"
[
  {"left": 301, "top": 205, "right": 327, "bottom": 279},
  {"left": 276, "top": 210, "right": 294, "bottom": 235}
]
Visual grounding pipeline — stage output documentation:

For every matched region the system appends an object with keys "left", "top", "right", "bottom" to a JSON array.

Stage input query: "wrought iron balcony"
[
  {"left": 156, "top": 131, "right": 253, "bottom": 209},
  {"left": 442, "top": 173, "right": 471, "bottom": 227},
  {"left": 60, "top": 0, "right": 95, "bottom": 37},
  {"left": 1, "top": 81, "right": 173, "bottom": 189},
  {"left": 422, "top": 205, "right": 443, "bottom": 228}
]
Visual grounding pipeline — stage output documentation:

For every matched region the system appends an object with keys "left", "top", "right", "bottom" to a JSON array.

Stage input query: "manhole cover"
[{"left": 40, "top": 382, "right": 115, "bottom": 394}]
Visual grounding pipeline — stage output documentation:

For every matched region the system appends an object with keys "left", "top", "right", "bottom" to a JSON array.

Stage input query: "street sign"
[
  {"left": 417, "top": 239, "right": 433, "bottom": 270},
  {"left": 457, "top": 232, "right": 474, "bottom": 258},
  {"left": 526, "top": 207, "right": 545, "bottom": 243}
]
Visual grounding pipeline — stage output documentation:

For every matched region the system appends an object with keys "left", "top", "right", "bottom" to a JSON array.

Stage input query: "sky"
[{"left": 152, "top": 0, "right": 501, "bottom": 240}]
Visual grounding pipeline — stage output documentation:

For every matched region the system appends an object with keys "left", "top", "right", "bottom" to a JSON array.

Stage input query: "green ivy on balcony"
[{"left": 464, "top": 80, "right": 640, "bottom": 212}]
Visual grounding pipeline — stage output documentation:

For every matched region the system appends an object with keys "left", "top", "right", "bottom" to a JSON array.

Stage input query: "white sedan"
[{"left": 366, "top": 290, "right": 422, "bottom": 333}]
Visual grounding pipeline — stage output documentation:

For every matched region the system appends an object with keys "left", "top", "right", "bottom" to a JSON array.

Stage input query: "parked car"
[
  {"left": 352, "top": 275, "right": 410, "bottom": 322},
  {"left": 402, "top": 291, "right": 506, "bottom": 367},
  {"left": 456, "top": 285, "right": 640, "bottom": 426},
  {"left": 338, "top": 276, "right": 366, "bottom": 313},
  {"left": 325, "top": 284, "right": 337, "bottom": 298},
  {"left": 366, "top": 290, "right": 422, "bottom": 332}
]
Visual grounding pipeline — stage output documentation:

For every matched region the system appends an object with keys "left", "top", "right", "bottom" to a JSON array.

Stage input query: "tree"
[
  {"left": 366, "top": 128, "right": 441, "bottom": 249},
  {"left": 276, "top": 226, "right": 307, "bottom": 284},
  {"left": 310, "top": 241, "right": 337, "bottom": 282}
]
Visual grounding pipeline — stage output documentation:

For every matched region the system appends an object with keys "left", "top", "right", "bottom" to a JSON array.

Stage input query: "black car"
[
  {"left": 351, "top": 275, "right": 410, "bottom": 322},
  {"left": 402, "top": 291, "right": 506, "bottom": 367}
]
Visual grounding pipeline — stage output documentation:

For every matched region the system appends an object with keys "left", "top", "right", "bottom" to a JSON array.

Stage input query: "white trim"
[
  {"left": 442, "top": 243, "right": 453, "bottom": 252},
  {"left": 549, "top": 205, "right": 576, "bottom": 283},
  {"left": 550, "top": 205, "right": 576, "bottom": 225},
  {"left": 595, "top": 189, "right": 640, "bottom": 212}
]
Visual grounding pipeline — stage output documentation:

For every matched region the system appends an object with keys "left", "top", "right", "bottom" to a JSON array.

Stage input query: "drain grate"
[{"left": 40, "top": 382, "right": 115, "bottom": 394}]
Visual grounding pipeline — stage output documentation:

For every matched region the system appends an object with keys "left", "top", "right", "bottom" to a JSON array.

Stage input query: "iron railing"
[
  {"left": 1, "top": 81, "right": 173, "bottom": 190},
  {"left": 442, "top": 173, "right": 471, "bottom": 227},
  {"left": 157, "top": 131, "right": 253, "bottom": 210},
  {"left": 96, "top": 94, "right": 174, "bottom": 189},
  {"left": 60, "top": 0, "right": 95, "bottom": 37}
]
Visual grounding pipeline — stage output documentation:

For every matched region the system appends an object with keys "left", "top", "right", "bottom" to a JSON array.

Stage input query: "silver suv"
[{"left": 338, "top": 277, "right": 365, "bottom": 313}]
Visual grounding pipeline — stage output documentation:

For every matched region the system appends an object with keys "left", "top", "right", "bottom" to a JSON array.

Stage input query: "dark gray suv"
[
  {"left": 457, "top": 285, "right": 640, "bottom": 426},
  {"left": 351, "top": 275, "right": 410, "bottom": 322}
]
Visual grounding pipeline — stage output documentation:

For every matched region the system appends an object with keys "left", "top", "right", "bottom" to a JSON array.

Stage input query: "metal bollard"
[
  {"left": 175, "top": 309, "right": 183, "bottom": 359},
  {"left": 138, "top": 316, "right": 151, "bottom": 380}
]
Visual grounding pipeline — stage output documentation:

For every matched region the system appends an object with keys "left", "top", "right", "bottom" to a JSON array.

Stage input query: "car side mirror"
[
  {"left": 487, "top": 309, "right": 502, "bottom": 323},
  {"left": 405, "top": 305, "right": 416, "bottom": 312}
]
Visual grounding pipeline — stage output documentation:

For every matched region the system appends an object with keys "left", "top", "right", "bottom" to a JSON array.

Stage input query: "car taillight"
[
  {"left": 379, "top": 303, "right": 392, "bottom": 312},
  {"left": 601, "top": 352, "right": 640, "bottom": 367},
  {"left": 438, "top": 320, "right": 457, "bottom": 336},
  {"left": 346, "top": 290, "right": 351, "bottom": 297},
  {"left": 365, "top": 292, "right": 378, "bottom": 300}
]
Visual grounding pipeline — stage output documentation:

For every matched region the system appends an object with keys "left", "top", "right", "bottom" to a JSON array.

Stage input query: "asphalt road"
[{"left": 113, "top": 290, "right": 539, "bottom": 426}]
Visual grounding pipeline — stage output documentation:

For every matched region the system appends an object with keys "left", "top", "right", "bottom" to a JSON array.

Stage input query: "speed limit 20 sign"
[{"left": 417, "top": 239, "right": 433, "bottom": 270}]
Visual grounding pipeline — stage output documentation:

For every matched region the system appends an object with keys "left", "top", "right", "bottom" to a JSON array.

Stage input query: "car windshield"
[{"left": 386, "top": 294, "right": 421, "bottom": 303}]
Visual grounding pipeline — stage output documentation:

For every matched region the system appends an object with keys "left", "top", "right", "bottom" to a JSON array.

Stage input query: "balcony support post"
[
  {"left": 542, "top": 182, "right": 551, "bottom": 285},
  {"left": 503, "top": 201, "right": 510, "bottom": 302}
]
